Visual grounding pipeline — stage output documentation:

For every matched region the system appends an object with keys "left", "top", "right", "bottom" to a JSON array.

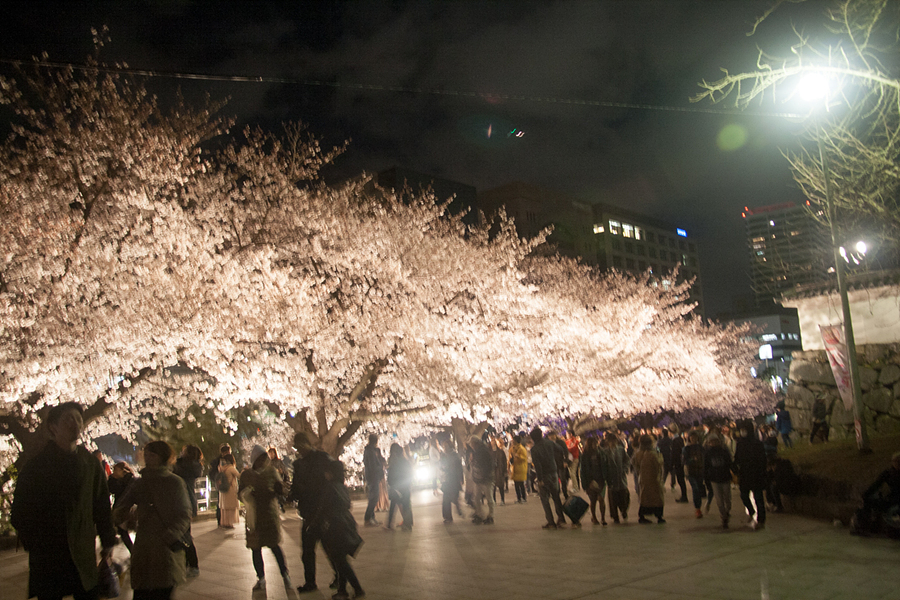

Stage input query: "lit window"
[
  {"left": 676, "top": 228, "right": 687, "bottom": 237},
  {"left": 609, "top": 220, "right": 621, "bottom": 235},
  {"left": 635, "top": 227, "right": 644, "bottom": 240},
  {"left": 752, "top": 236, "right": 765, "bottom": 243},
  {"left": 623, "top": 223, "right": 634, "bottom": 238},
  {"left": 593, "top": 224, "right": 605, "bottom": 234},
  {"left": 769, "top": 220, "right": 775, "bottom": 226},
  {"left": 791, "top": 230, "right": 801, "bottom": 236}
]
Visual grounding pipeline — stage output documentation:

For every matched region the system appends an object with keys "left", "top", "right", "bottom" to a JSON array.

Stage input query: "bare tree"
[{"left": 693, "top": 0, "right": 900, "bottom": 254}]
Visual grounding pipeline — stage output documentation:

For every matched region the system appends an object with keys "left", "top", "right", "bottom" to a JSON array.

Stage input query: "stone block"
[
  {"left": 879, "top": 363, "right": 900, "bottom": 386},
  {"left": 792, "top": 409, "right": 813, "bottom": 432},
  {"left": 874, "top": 415, "right": 900, "bottom": 435},
  {"left": 863, "top": 344, "right": 888, "bottom": 364},
  {"left": 790, "top": 360, "right": 835, "bottom": 386},
  {"left": 786, "top": 384, "right": 814, "bottom": 409},
  {"left": 830, "top": 399, "right": 856, "bottom": 426},
  {"left": 862, "top": 387, "right": 894, "bottom": 413},
  {"left": 859, "top": 366, "right": 879, "bottom": 392}
]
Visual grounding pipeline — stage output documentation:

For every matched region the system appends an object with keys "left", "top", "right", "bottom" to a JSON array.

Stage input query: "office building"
[
  {"left": 743, "top": 202, "right": 829, "bottom": 306},
  {"left": 592, "top": 203, "right": 704, "bottom": 316},
  {"left": 478, "top": 183, "right": 704, "bottom": 316}
]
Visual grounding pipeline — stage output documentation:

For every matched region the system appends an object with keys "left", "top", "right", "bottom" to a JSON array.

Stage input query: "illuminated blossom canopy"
[{"left": 0, "top": 49, "right": 767, "bottom": 459}]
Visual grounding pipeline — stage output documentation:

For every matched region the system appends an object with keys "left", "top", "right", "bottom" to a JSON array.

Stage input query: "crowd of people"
[{"left": 10, "top": 399, "right": 900, "bottom": 600}]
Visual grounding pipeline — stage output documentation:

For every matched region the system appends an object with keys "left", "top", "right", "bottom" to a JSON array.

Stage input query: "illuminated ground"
[{"left": 3, "top": 486, "right": 899, "bottom": 600}]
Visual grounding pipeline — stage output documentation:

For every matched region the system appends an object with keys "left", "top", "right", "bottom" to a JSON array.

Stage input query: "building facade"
[
  {"left": 477, "top": 182, "right": 599, "bottom": 263},
  {"left": 592, "top": 203, "right": 704, "bottom": 316},
  {"left": 478, "top": 183, "right": 705, "bottom": 316},
  {"left": 721, "top": 306, "right": 802, "bottom": 388},
  {"left": 743, "top": 202, "right": 829, "bottom": 306}
]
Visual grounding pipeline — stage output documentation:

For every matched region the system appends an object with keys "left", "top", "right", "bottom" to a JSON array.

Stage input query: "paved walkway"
[{"left": 2, "top": 486, "right": 899, "bottom": 600}]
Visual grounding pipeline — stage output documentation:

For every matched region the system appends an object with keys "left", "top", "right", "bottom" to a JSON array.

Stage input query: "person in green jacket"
[{"left": 12, "top": 402, "right": 118, "bottom": 600}]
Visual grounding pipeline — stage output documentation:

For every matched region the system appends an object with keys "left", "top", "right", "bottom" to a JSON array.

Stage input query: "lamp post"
[{"left": 812, "top": 114, "right": 871, "bottom": 453}]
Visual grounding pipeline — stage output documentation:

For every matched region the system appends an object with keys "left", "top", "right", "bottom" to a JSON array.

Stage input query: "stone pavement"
[{"left": 2, "top": 486, "right": 899, "bottom": 600}]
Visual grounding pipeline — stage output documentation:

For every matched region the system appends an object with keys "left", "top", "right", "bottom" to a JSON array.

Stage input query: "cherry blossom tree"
[{"left": 1, "top": 43, "right": 766, "bottom": 468}]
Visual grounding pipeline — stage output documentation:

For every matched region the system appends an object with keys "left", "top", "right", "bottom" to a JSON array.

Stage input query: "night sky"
[{"left": 0, "top": 1, "right": 828, "bottom": 318}]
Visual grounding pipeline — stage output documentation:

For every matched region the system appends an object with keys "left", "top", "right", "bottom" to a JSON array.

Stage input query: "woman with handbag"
[
  {"left": 217, "top": 454, "right": 241, "bottom": 528},
  {"left": 113, "top": 441, "right": 192, "bottom": 600},
  {"left": 108, "top": 462, "right": 137, "bottom": 553},
  {"left": 239, "top": 445, "right": 292, "bottom": 592},
  {"left": 320, "top": 459, "right": 365, "bottom": 600}
]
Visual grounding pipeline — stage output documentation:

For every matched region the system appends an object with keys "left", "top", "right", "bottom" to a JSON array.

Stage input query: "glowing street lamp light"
[{"left": 799, "top": 73, "right": 871, "bottom": 452}]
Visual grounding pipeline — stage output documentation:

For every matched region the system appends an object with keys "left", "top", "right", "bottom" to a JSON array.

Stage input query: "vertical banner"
[{"left": 819, "top": 324, "right": 854, "bottom": 410}]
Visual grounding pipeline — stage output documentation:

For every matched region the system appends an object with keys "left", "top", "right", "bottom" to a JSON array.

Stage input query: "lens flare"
[{"left": 716, "top": 123, "right": 748, "bottom": 152}]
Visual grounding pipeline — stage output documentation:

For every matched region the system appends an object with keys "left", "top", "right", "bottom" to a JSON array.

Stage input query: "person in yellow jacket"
[{"left": 511, "top": 435, "right": 529, "bottom": 503}]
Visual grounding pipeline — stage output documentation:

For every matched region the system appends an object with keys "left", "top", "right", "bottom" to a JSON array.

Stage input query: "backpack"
[{"left": 216, "top": 470, "right": 231, "bottom": 492}]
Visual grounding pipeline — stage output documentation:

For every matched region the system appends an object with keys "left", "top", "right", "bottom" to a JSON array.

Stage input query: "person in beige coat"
[
  {"left": 114, "top": 440, "right": 192, "bottom": 600},
  {"left": 634, "top": 434, "right": 666, "bottom": 524},
  {"left": 218, "top": 454, "right": 241, "bottom": 528}
]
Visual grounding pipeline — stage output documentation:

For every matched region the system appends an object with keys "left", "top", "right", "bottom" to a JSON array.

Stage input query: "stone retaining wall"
[{"left": 786, "top": 343, "right": 900, "bottom": 439}]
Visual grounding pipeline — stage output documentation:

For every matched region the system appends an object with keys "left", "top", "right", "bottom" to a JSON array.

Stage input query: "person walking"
[
  {"left": 173, "top": 444, "right": 203, "bottom": 577},
  {"left": 775, "top": 401, "right": 794, "bottom": 448},
  {"left": 217, "top": 454, "right": 240, "bottom": 529},
  {"left": 469, "top": 436, "right": 496, "bottom": 524},
  {"left": 439, "top": 437, "right": 464, "bottom": 523},
  {"left": 510, "top": 435, "right": 529, "bottom": 503},
  {"left": 565, "top": 432, "right": 582, "bottom": 492},
  {"left": 386, "top": 442, "right": 414, "bottom": 531},
  {"left": 108, "top": 461, "right": 137, "bottom": 554},
  {"left": 809, "top": 395, "right": 830, "bottom": 443},
  {"left": 704, "top": 433, "right": 733, "bottom": 528},
  {"left": 682, "top": 432, "right": 706, "bottom": 519},
  {"left": 657, "top": 429, "right": 673, "bottom": 488},
  {"left": 733, "top": 420, "right": 768, "bottom": 530},
  {"left": 240, "top": 445, "right": 292, "bottom": 592},
  {"left": 12, "top": 402, "right": 118, "bottom": 600},
  {"left": 634, "top": 435, "right": 666, "bottom": 524},
  {"left": 114, "top": 441, "right": 192, "bottom": 600},
  {"left": 670, "top": 430, "right": 688, "bottom": 502},
  {"left": 546, "top": 430, "right": 570, "bottom": 499},
  {"left": 319, "top": 460, "right": 365, "bottom": 600},
  {"left": 363, "top": 434, "right": 386, "bottom": 527},
  {"left": 288, "top": 431, "right": 333, "bottom": 594},
  {"left": 605, "top": 433, "right": 631, "bottom": 523},
  {"left": 208, "top": 443, "right": 231, "bottom": 527},
  {"left": 580, "top": 436, "right": 609, "bottom": 525},
  {"left": 492, "top": 437, "right": 509, "bottom": 506},
  {"left": 530, "top": 428, "right": 566, "bottom": 529}
]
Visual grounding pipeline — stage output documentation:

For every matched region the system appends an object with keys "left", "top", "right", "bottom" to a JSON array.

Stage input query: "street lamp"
[{"left": 800, "top": 73, "right": 871, "bottom": 452}]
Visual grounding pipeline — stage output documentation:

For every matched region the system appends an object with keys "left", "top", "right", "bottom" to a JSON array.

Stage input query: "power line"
[{"left": 0, "top": 57, "right": 805, "bottom": 119}]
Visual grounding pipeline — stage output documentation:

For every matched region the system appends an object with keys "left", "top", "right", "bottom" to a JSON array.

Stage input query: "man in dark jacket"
[
  {"left": 530, "top": 428, "right": 566, "bottom": 528},
  {"left": 208, "top": 443, "right": 231, "bottom": 526},
  {"left": 809, "top": 396, "right": 830, "bottom": 443},
  {"left": 173, "top": 444, "right": 203, "bottom": 577},
  {"left": 733, "top": 421, "right": 768, "bottom": 530},
  {"left": 656, "top": 429, "right": 673, "bottom": 490},
  {"left": 287, "top": 432, "right": 333, "bottom": 593},
  {"left": 468, "top": 436, "right": 495, "bottom": 524},
  {"left": 704, "top": 433, "right": 733, "bottom": 528},
  {"left": 12, "top": 402, "right": 118, "bottom": 600},
  {"left": 547, "top": 430, "right": 570, "bottom": 499},
  {"left": 682, "top": 432, "right": 706, "bottom": 519},
  {"left": 439, "top": 438, "right": 464, "bottom": 523},
  {"left": 670, "top": 430, "right": 688, "bottom": 502},
  {"left": 362, "top": 434, "right": 385, "bottom": 526}
]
